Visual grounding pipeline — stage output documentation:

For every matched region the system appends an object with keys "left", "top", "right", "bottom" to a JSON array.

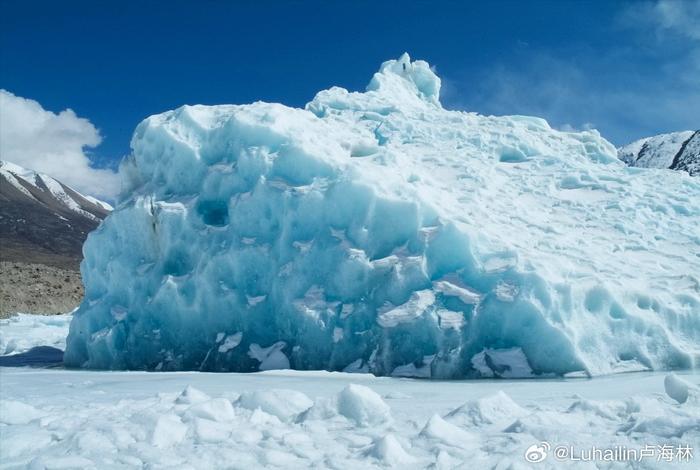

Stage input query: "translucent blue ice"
[{"left": 65, "top": 54, "right": 700, "bottom": 378}]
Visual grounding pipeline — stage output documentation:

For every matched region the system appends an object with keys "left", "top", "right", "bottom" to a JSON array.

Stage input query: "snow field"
[{"left": 1, "top": 367, "right": 698, "bottom": 469}]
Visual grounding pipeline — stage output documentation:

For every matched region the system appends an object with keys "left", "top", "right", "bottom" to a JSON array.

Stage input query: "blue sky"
[{"left": 1, "top": 0, "right": 699, "bottom": 197}]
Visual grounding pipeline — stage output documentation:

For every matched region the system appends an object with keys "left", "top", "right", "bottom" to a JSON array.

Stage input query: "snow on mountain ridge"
[
  {"left": 618, "top": 130, "right": 699, "bottom": 176},
  {"left": 65, "top": 54, "right": 700, "bottom": 378},
  {"left": 672, "top": 130, "right": 700, "bottom": 176},
  {"left": 0, "top": 159, "right": 112, "bottom": 270},
  {"left": 0, "top": 160, "right": 113, "bottom": 217}
]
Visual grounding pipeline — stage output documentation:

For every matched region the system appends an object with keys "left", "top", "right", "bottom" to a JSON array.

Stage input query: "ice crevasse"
[{"left": 65, "top": 54, "right": 700, "bottom": 378}]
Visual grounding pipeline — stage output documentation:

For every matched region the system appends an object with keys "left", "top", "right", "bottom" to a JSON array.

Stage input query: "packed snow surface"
[
  {"left": 65, "top": 54, "right": 700, "bottom": 377},
  {"left": 1, "top": 367, "right": 698, "bottom": 468}
]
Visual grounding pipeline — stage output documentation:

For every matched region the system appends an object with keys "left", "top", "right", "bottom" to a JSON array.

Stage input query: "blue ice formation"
[{"left": 65, "top": 54, "right": 700, "bottom": 378}]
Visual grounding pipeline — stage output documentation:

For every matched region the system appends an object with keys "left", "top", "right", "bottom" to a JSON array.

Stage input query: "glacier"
[{"left": 65, "top": 54, "right": 700, "bottom": 378}]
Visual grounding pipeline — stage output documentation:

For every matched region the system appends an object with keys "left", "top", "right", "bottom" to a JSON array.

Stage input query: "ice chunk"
[
  {"left": 175, "top": 385, "right": 211, "bottom": 405},
  {"left": 194, "top": 418, "right": 230, "bottom": 443},
  {"left": 1, "top": 430, "right": 52, "bottom": 460},
  {"left": 151, "top": 414, "right": 188, "bottom": 447},
  {"left": 365, "top": 434, "right": 415, "bottom": 465},
  {"left": 298, "top": 396, "right": 340, "bottom": 422},
  {"left": 186, "top": 398, "right": 235, "bottom": 422},
  {"left": 622, "top": 413, "right": 700, "bottom": 438},
  {"left": 664, "top": 373, "right": 694, "bottom": 404},
  {"left": 567, "top": 399, "right": 622, "bottom": 420},
  {"left": 0, "top": 400, "right": 45, "bottom": 425},
  {"left": 445, "top": 391, "right": 528, "bottom": 428},
  {"left": 248, "top": 407, "right": 283, "bottom": 426},
  {"left": 337, "top": 384, "right": 392, "bottom": 426},
  {"left": 237, "top": 389, "right": 313, "bottom": 421},
  {"left": 419, "top": 414, "right": 475, "bottom": 448},
  {"left": 65, "top": 54, "right": 700, "bottom": 378},
  {"left": 377, "top": 290, "right": 435, "bottom": 328}
]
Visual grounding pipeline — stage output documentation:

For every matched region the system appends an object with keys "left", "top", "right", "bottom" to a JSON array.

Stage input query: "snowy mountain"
[
  {"left": 65, "top": 54, "right": 700, "bottom": 378},
  {"left": 0, "top": 160, "right": 112, "bottom": 269},
  {"left": 618, "top": 130, "right": 700, "bottom": 176}
]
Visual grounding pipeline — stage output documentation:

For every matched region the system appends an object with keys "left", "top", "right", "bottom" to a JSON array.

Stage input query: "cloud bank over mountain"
[{"left": 0, "top": 90, "right": 119, "bottom": 198}]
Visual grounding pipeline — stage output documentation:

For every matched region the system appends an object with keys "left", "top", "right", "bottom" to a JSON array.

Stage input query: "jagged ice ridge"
[{"left": 65, "top": 54, "right": 700, "bottom": 378}]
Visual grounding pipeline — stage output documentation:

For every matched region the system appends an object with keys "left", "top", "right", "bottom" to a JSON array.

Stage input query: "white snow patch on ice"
[
  {"left": 217, "top": 333, "right": 242, "bottom": 353},
  {"left": 248, "top": 341, "right": 290, "bottom": 371}
]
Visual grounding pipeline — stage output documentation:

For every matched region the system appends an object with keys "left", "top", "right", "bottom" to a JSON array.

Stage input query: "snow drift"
[{"left": 65, "top": 54, "right": 700, "bottom": 377}]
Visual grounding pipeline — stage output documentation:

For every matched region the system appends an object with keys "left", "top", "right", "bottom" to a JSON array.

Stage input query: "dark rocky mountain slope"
[
  {"left": 0, "top": 160, "right": 112, "bottom": 316},
  {"left": 618, "top": 130, "right": 699, "bottom": 176}
]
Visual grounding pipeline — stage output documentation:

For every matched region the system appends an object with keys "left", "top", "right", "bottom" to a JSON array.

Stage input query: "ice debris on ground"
[
  {"left": 364, "top": 433, "right": 415, "bottom": 466},
  {"left": 237, "top": 389, "right": 312, "bottom": 422},
  {"left": 0, "top": 313, "right": 72, "bottom": 356},
  {"left": 665, "top": 373, "right": 697, "bottom": 404},
  {"left": 0, "top": 400, "right": 45, "bottom": 425},
  {"left": 65, "top": 53, "right": 700, "bottom": 377},
  {"left": 337, "top": 383, "right": 392, "bottom": 426},
  {"left": 1, "top": 368, "right": 699, "bottom": 468}
]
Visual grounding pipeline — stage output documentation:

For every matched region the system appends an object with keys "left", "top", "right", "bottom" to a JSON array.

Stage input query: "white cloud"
[
  {"left": 444, "top": 1, "right": 700, "bottom": 146},
  {"left": 651, "top": 0, "right": 700, "bottom": 40},
  {"left": 0, "top": 90, "right": 119, "bottom": 198},
  {"left": 559, "top": 122, "right": 596, "bottom": 133}
]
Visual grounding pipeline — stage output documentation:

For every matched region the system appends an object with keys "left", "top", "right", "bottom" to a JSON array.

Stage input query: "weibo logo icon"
[{"left": 524, "top": 442, "right": 550, "bottom": 463}]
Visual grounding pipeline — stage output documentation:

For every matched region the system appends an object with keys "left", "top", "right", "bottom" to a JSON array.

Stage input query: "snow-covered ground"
[
  {"left": 1, "top": 315, "right": 699, "bottom": 469},
  {"left": 0, "top": 313, "right": 72, "bottom": 355}
]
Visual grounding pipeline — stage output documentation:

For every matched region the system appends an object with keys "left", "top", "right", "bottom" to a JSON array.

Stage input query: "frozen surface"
[
  {"left": 66, "top": 54, "right": 700, "bottom": 377},
  {"left": 0, "top": 367, "right": 698, "bottom": 468},
  {"left": 0, "top": 314, "right": 72, "bottom": 356}
]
